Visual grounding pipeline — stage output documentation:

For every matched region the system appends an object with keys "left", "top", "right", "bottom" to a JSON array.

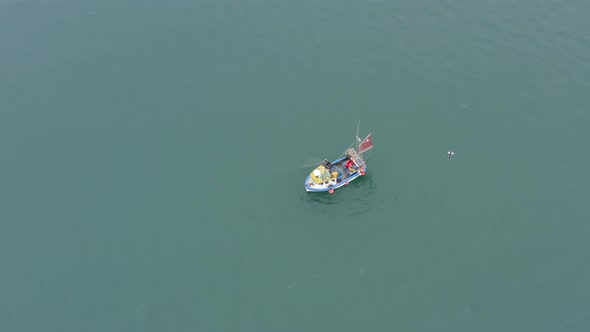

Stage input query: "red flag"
[{"left": 358, "top": 134, "right": 373, "bottom": 154}]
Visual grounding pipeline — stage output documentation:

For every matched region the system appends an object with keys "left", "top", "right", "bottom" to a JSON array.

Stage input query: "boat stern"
[{"left": 304, "top": 165, "right": 338, "bottom": 192}]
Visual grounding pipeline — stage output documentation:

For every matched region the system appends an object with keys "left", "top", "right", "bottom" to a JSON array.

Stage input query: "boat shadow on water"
[{"left": 300, "top": 172, "right": 378, "bottom": 217}]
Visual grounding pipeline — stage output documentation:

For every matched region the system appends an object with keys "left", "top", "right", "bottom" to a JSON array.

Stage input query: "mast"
[
  {"left": 344, "top": 122, "right": 372, "bottom": 169},
  {"left": 355, "top": 121, "right": 361, "bottom": 151}
]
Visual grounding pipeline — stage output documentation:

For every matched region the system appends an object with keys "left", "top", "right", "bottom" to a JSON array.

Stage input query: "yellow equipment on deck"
[{"left": 310, "top": 165, "right": 332, "bottom": 184}]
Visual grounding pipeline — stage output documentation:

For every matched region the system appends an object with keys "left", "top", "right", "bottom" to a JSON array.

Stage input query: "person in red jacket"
[{"left": 344, "top": 159, "right": 355, "bottom": 172}]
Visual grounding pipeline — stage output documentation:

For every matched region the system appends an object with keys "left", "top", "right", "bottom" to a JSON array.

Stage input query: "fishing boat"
[{"left": 304, "top": 126, "right": 373, "bottom": 193}]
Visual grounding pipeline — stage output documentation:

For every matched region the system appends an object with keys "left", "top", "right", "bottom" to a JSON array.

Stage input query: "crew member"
[{"left": 345, "top": 159, "right": 355, "bottom": 172}]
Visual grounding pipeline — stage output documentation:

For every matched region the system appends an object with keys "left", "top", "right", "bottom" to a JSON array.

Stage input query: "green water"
[{"left": 2, "top": 0, "right": 590, "bottom": 331}]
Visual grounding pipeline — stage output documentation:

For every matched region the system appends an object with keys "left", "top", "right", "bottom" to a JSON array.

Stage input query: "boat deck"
[{"left": 332, "top": 161, "right": 353, "bottom": 183}]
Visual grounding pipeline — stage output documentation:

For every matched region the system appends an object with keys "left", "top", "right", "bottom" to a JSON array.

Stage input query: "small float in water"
[{"left": 304, "top": 126, "right": 373, "bottom": 193}]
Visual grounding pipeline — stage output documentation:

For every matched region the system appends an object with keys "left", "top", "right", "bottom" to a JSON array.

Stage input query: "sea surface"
[{"left": 2, "top": 0, "right": 590, "bottom": 331}]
